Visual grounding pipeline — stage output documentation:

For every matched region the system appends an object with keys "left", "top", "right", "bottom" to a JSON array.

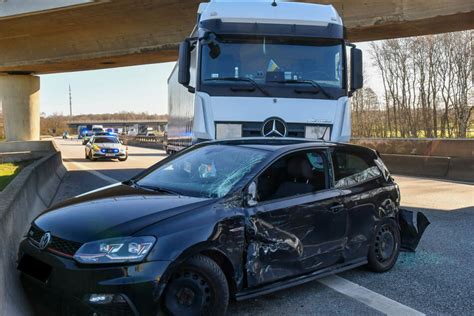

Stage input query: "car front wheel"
[
  {"left": 162, "top": 255, "right": 229, "bottom": 316},
  {"left": 88, "top": 151, "right": 96, "bottom": 161},
  {"left": 367, "top": 219, "right": 400, "bottom": 272}
]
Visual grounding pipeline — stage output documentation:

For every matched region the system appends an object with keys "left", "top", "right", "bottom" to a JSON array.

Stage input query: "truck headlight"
[
  {"left": 73, "top": 236, "right": 155, "bottom": 264},
  {"left": 216, "top": 123, "right": 242, "bottom": 139},
  {"left": 305, "top": 126, "right": 330, "bottom": 140}
]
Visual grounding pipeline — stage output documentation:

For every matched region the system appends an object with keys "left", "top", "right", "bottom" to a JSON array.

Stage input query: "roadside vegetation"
[
  {"left": 0, "top": 161, "right": 31, "bottom": 191},
  {"left": 352, "top": 30, "right": 472, "bottom": 138}
]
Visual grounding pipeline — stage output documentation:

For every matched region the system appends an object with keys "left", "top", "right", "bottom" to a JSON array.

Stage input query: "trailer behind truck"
[{"left": 166, "top": 0, "right": 363, "bottom": 153}]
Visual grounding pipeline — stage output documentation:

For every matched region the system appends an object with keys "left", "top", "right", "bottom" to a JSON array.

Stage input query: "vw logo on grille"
[
  {"left": 38, "top": 232, "right": 52, "bottom": 250},
  {"left": 262, "top": 118, "right": 287, "bottom": 137}
]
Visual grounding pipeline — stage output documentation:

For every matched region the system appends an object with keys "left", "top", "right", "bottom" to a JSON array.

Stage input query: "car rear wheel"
[
  {"left": 367, "top": 219, "right": 400, "bottom": 272},
  {"left": 162, "top": 255, "right": 229, "bottom": 316}
]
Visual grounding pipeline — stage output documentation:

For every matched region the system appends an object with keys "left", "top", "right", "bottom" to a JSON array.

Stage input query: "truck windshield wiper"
[
  {"left": 205, "top": 77, "right": 270, "bottom": 97},
  {"left": 272, "top": 79, "right": 333, "bottom": 99}
]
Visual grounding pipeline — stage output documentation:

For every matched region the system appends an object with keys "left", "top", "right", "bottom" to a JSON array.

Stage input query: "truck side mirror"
[
  {"left": 178, "top": 40, "right": 191, "bottom": 87},
  {"left": 350, "top": 47, "right": 363, "bottom": 93}
]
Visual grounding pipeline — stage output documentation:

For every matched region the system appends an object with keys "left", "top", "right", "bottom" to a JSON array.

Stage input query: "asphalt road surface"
[{"left": 46, "top": 139, "right": 474, "bottom": 315}]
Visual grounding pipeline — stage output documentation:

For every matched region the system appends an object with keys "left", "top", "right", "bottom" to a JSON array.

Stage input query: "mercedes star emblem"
[
  {"left": 262, "top": 118, "right": 287, "bottom": 137},
  {"left": 38, "top": 232, "right": 52, "bottom": 250}
]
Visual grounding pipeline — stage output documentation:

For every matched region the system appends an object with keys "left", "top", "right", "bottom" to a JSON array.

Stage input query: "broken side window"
[
  {"left": 256, "top": 150, "right": 328, "bottom": 202},
  {"left": 331, "top": 149, "right": 381, "bottom": 188}
]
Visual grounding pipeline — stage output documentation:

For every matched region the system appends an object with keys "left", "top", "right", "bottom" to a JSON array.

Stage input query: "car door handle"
[{"left": 330, "top": 203, "right": 345, "bottom": 213}]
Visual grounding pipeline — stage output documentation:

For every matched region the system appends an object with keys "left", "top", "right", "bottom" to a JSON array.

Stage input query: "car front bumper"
[
  {"left": 92, "top": 151, "right": 127, "bottom": 159},
  {"left": 17, "top": 238, "right": 171, "bottom": 315}
]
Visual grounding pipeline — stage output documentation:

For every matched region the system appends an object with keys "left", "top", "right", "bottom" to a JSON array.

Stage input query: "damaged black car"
[{"left": 17, "top": 138, "right": 429, "bottom": 315}]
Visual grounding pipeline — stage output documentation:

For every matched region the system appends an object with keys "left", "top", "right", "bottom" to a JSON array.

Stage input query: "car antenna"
[{"left": 271, "top": 0, "right": 277, "bottom": 7}]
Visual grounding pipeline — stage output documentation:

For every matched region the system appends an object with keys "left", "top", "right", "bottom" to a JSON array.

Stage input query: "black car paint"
[{"left": 17, "top": 139, "right": 428, "bottom": 315}]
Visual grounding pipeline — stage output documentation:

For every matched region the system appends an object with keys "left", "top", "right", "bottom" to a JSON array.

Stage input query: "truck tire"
[{"left": 162, "top": 255, "right": 229, "bottom": 316}]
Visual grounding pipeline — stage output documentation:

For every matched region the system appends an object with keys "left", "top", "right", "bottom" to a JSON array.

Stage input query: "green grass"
[{"left": 0, "top": 161, "right": 30, "bottom": 191}]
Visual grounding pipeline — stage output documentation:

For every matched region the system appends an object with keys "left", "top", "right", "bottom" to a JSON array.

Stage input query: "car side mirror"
[
  {"left": 350, "top": 47, "right": 363, "bottom": 93},
  {"left": 245, "top": 181, "right": 258, "bottom": 207}
]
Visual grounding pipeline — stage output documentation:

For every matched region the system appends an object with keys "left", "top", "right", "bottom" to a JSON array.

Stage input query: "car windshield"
[
  {"left": 201, "top": 36, "right": 344, "bottom": 89},
  {"left": 136, "top": 145, "right": 269, "bottom": 198},
  {"left": 94, "top": 137, "right": 118, "bottom": 144}
]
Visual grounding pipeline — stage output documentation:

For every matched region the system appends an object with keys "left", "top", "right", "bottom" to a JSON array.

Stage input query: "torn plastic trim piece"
[{"left": 399, "top": 208, "right": 430, "bottom": 252}]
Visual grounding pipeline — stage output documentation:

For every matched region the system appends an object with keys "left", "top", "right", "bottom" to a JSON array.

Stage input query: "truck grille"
[
  {"left": 240, "top": 122, "right": 306, "bottom": 138},
  {"left": 28, "top": 226, "right": 83, "bottom": 258}
]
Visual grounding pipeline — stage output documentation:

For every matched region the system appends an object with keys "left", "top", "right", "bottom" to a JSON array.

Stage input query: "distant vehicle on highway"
[
  {"left": 137, "top": 131, "right": 156, "bottom": 137},
  {"left": 81, "top": 131, "right": 117, "bottom": 145},
  {"left": 92, "top": 125, "right": 104, "bottom": 133},
  {"left": 84, "top": 135, "right": 128, "bottom": 161},
  {"left": 17, "top": 138, "right": 429, "bottom": 315},
  {"left": 166, "top": 1, "right": 364, "bottom": 153},
  {"left": 81, "top": 132, "right": 94, "bottom": 145}
]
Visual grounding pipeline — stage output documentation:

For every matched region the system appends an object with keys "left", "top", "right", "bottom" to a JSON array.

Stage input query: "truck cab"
[{"left": 167, "top": 0, "right": 363, "bottom": 153}]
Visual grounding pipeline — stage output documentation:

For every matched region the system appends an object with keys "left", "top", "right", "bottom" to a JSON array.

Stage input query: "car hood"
[
  {"left": 96, "top": 143, "right": 121, "bottom": 149},
  {"left": 33, "top": 184, "right": 212, "bottom": 243}
]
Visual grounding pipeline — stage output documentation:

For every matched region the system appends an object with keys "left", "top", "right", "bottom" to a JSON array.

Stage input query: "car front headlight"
[
  {"left": 73, "top": 236, "right": 156, "bottom": 264},
  {"left": 305, "top": 125, "right": 331, "bottom": 140},
  {"left": 216, "top": 123, "right": 242, "bottom": 139}
]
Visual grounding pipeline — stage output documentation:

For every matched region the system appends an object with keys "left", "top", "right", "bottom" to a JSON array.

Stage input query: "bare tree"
[{"left": 357, "top": 30, "right": 472, "bottom": 139}]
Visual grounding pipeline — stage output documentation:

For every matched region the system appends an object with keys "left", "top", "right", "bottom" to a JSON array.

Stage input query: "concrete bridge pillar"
[{"left": 0, "top": 74, "right": 40, "bottom": 141}]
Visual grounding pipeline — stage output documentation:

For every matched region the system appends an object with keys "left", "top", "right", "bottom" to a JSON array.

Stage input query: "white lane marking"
[
  {"left": 318, "top": 275, "right": 425, "bottom": 316},
  {"left": 65, "top": 161, "right": 117, "bottom": 184}
]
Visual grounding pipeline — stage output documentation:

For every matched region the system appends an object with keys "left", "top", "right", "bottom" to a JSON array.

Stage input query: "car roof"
[{"left": 202, "top": 137, "right": 367, "bottom": 152}]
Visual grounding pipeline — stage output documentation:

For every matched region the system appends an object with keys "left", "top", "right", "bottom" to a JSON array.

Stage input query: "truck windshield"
[
  {"left": 136, "top": 145, "right": 268, "bottom": 198},
  {"left": 201, "top": 36, "right": 344, "bottom": 93}
]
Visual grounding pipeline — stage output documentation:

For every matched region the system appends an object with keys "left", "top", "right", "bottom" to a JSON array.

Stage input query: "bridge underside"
[{"left": 0, "top": 0, "right": 473, "bottom": 74}]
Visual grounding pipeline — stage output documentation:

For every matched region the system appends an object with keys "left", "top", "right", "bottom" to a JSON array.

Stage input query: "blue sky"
[
  {"left": 39, "top": 42, "right": 379, "bottom": 116},
  {"left": 40, "top": 62, "right": 176, "bottom": 116}
]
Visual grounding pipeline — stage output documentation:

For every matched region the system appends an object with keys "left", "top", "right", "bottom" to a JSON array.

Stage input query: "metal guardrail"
[{"left": 119, "top": 135, "right": 165, "bottom": 149}]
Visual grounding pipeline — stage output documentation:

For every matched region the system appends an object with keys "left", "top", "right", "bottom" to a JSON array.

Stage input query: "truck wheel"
[
  {"left": 367, "top": 219, "right": 400, "bottom": 272},
  {"left": 162, "top": 255, "right": 229, "bottom": 316}
]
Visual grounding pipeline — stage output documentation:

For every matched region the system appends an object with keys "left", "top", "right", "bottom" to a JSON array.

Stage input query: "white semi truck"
[{"left": 166, "top": 0, "right": 363, "bottom": 153}]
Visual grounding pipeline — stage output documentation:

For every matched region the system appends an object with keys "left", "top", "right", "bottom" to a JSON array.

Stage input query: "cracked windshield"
[{"left": 137, "top": 145, "right": 268, "bottom": 198}]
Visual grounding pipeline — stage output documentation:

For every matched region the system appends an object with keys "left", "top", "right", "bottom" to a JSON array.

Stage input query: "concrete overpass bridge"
[{"left": 0, "top": 0, "right": 473, "bottom": 141}]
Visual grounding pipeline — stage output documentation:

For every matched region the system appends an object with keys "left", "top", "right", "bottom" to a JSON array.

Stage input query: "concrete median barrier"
[
  {"left": 0, "top": 141, "right": 66, "bottom": 316},
  {"left": 352, "top": 138, "right": 474, "bottom": 182},
  {"left": 380, "top": 154, "right": 451, "bottom": 178}
]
